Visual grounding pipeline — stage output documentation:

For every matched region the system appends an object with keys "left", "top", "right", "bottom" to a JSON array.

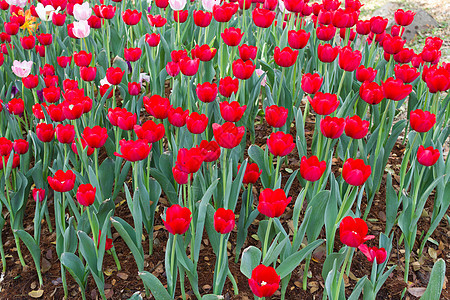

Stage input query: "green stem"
[
  {"left": 87, "top": 206, "right": 98, "bottom": 255},
  {"left": 273, "top": 156, "right": 281, "bottom": 188},
  {"left": 262, "top": 217, "right": 273, "bottom": 259},
  {"left": 276, "top": 68, "right": 286, "bottom": 106},
  {"left": 214, "top": 234, "right": 225, "bottom": 294},
  {"left": 170, "top": 234, "right": 177, "bottom": 297},
  {"left": 293, "top": 181, "right": 311, "bottom": 241},
  {"left": 334, "top": 247, "right": 352, "bottom": 300},
  {"left": 336, "top": 71, "right": 346, "bottom": 100},
  {"left": 374, "top": 99, "right": 392, "bottom": 158}
]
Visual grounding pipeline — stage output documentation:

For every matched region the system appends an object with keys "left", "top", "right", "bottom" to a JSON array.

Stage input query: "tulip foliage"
[{"left": 0, "top": 0, "right": 448, "bottom": 299}]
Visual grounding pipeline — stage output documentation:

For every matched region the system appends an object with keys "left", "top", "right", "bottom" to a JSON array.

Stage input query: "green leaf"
[
  {"left": 139, "top": 271, "right": 172, "bottom": 300},
  {"left": 421, "top": 259, "right": 446, "bottom": 299},
  {"left": 111, "top": 217, "right": 144, "bottom": 271},
  {"left": 14, "top": 230, "right": 41, "bottom": 276},
  {"left": 276, "top": 239, "right": 323, "bottom": 279},
  {"left": 240, "top": 246, "right": 262, "bottom": 278},
  {"left": 77, "top": 231, "right": 99, "bottom": 277},
  {"left": 61, "top": 252, "right": 88, "bottom": 291}
]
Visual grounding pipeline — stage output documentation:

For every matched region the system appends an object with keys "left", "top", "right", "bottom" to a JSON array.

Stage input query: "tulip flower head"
[
  {"left": 339, "top": 216, "right": 374, "bottom": 248},
  {"left": 163, "top": 204, "right": 192, "bottom": 235},
  {"left": 12, "top": 60, "right": 33, "bottom": 78},
  {"left": 300, "top": 156, "right": 327, "bottom": 182},
  {"left": 258, "top": 188, "right": 291, "bottom": 218},
  {"left": 76, "top": 183, "right": 96, "bottom": 206},
  {"left": 48, "top": 169, "right": 76, "bottom": 193},
  {"left": 417, "top": 145, "right": 440, "bottom": 167},
  {"left": 358, "top": 245, "right": 387, "bottom": 264},
  {"left": 342, "top": 158, "right": 371, "bottom": 186},
  {"left": 248, "top": 264, "right": 280, "bottom": 298},
  {"left": 72, "top": 20, "right": 91, "bottom": 38},
  {"left": 214, "top": 208, "right": 235, "bottom": 234}
]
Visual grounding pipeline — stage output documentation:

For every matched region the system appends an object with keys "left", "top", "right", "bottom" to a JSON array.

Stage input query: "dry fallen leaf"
[
  {"left": 117, "top": 272, "right": 128, "bottom": 280},
  {"left": 41, "top": 258, "right": 51, "bottom": 273},
  {"left": 407, "top": 287, "right": 426, "bottom": 297},
  {"left": 28, "top": 289, "right": 44, "bottom": 298}
]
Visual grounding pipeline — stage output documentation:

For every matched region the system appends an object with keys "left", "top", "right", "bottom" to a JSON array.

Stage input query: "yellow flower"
[{"left": 18, "top": 9, "right": 40, "bottom": 35}]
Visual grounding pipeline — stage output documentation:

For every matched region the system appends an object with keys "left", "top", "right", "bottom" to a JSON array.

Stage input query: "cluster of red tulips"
[{"left": 0, "top": 0, "right": 448, "bottom": 298}]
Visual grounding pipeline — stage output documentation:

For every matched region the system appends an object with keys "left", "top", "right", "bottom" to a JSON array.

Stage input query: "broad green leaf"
[{"left": 421, "top": 259, "right": 446, "bottom": 299}]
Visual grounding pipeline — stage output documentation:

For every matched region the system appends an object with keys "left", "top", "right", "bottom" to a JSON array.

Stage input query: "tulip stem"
[
  {"left": 87, "top": 207, "right": 98, "bottom": 255},
  {"left": 110, "top": 247, "right": 122, "bottom": 271},
  {"left": 293, "top": 181, "right": 311, "bottom": 242},
  {"left": 398, "top": 133, "right": 419, "bottom": 202},
  {"left": 262, "top": 217, "right": 273, "bottom": 259},
  {"left": 222, "top": 148, "right": 227, "bottom": 207},
  {"left": 334, "top": 247, "right": 352, "bottom": 300},
  {"left": 227, "top": 269, "right": 239, "bottom": 295},
  {"left": 336, "top": 71, "right": 346, "bottom": 100},
  {"left": 374, "top": 99, "right": 392, "bottom": 158},
  {"left": 214, "top": 234, "right": 225, "bottom": 294},
  {"left": 170, "top": 234, "right": 178, "bottom": 297},
  {"left": 276, "top": 68, "right": 286, "bottom": 106},
  {"left": 273, "top": 156, "right": 281, "bottom": 188}
]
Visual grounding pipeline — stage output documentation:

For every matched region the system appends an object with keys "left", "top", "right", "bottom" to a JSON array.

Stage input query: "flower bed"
[{"left": 0, "top": 0, "right": 449, "bottom": 299}]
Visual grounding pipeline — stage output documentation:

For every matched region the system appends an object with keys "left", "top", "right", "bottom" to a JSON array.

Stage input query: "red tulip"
[
  {"left": 74, "top": 50, "right": 92, "bottom": 67},
  {"left": 106, "top": 67, "right": 125, "bottom": 85},
  {"left": 258, "top": 188, "right": 291, "bottom": 218},
  {"left": 301, "top": 73, "right": 323, "bottom": 94},
  {"left": 274, "top": 46, "right": 298, "bottom": 68},
  {"left": 417, "top": 145, "right": 440, "bottom": 167},
  {"left": 288, "top": 29, "right": 310, "bottom": 49},
  {"left": 107, "top": 107, "right": 137, "bottom": 131},
  {"left": 57, "top": 55, "right": 72, "bottom": 68},
  {"left": 143, "top": 95, "right": 170, "bottom": 119},
  {"left": 355, "top": 65, "right": 377, "bottom": 83},
  {"left": 154, "top": 0, "right": 169, "bottom": 9},
  {"left": 339, "top": 216, "right": 374, "bottom": 247},
  {"left": 199, "top": 140, "right": 221, "bottom": 162},
  {"left": 48, "top": 169, "right": 76, "bottom": 192},
  {"left": 394, "top": 9, "right": 415, "bottom": 26},
  {"left": 13, "top": 139, "right": 29, "bottom": 155},
  {"left": 252, "top": 8, "right": 275, "bottom": 28},
  {"left": 382, "top": 78, "right": 412, "bottom": 101},
  {"left": 114, "top": 139, "right": 152, "bottom": 162},
  {"left": 172, "top": 164, "right": 188, "bottom": 185},
  {"left": 238, "top": 44, "right": 257, "bottom": 61},
  {"left": 72, "top": 138, "right": 95, "bottom": 156},
  {"left": 32, "top": 188, "right": 45, "bottom": 203},
  {"left": 176, "top": 147, "right": 204, "bottom": 173},
  {"left": 128, "top": 82, "right": 141, "bottom": 96},
  {"left": 145, "top": 33, "right": 160, "bottom": 47},
  {"left": 186, "top": 112, "right": 209, "bottom": 134},
  {"left": 193, "top": 10, "right": 212, "bottom": 27},
  {"left": 320, "top": 116, "right": 345, "bottom": 139},
  {"left": 369, "top": 16, "right": 388, "bottom": 34},
  {"left": 358, "top": 245, "right": 387, "bottom": 264},
  {"left": 56, "top": 124, "right": 75, "bottom": 144},
  {"left": 0, "top": 137, "right": 12, "bottom": 156},
  {"left": 37, "top": 33, "right": 52, "bottom": 45},
  {"left": 238, "top": 162, "right": 262, "bottom": 184},
  {"left": 394, "top": 65, "right": 419, "bottom": 83},
  {"left": 36, "top": 123, "right": 55, "bottom": 143},
  {"left": 356, "top": 20, "right": 371, "bottom": 35},
  {"left": 196, "top": 82, "right": 218, "bottom": 103},
  {"left": 76, "top": 183, "right": 96, "bottom": 206},
  {"left": 163, "top": 204, "right": 192, "bottom": 235},
  {"left": 359, "top": 81, "right": 384, "bottom": 105},
  {"left": 122, "top": 9, "right": 142, "bottom": 25},
  {"left": 221, "top": 27, "right": 243, "bottom": 46},
  {"left": 147, "top": 14, "right": 167, "bottom": 27},
  {"left": 47, "top": 104, "right": 66, "bottom": 122},
  {"left": 342, "top": 158, "right": 371, "bottom": 186},
  {"left": 316, "top": 25, "right": 336, "bottom": 41},
  {"left": 265, "top": 105, "right": 288, "bottom": 128},
  {"left": 283, "top": 0, "right": 304, "bottom": 13},
  {"left": 179, "top": 57, "right": 200, "bottom": 76},
  {"left": 394, "top": 48, "right": 414, "bottom": 64},
  {"left": 7, "top": 98, "right": 24, "bottom": 115},
  {"left": 213, "top": 3, "right": 237, "bottom": 22},
  {"left": 172, "top": 49, "right": 188, "bottom": 63},
  {"left": 82, "top": 126, "right": 108, "bottom": 149},
  {"left": 424, "top": 66, "right": 450, "bottom": 93},
  {"left": 134, "top": 120, "right": 165, "bottom": 143},
  {"left": 267, "top": 131, "right": 295, "bottom": 157},
  {"left": 410, "top": 109, "right": 436, "bottom": 133},
  {"left": 300, "top": 156, "right": 327, "bottom": 182},
  {"left": 383, "top": 35, "right": 405, "bottom": 55},
  {"left": 94, "top": 5, "right": 116, "bottom": 19},
  {"left": 80, "top": 66, "right": 97, "bottom": 81},
  {"left": 52, "top": 12, "right": 67, "bottom": 26},
  {"left": 308, "top": 92, "right": 339, "bottom": 115},
  {"left": 124, "top": 47, "right": 142, "bottom": 62},
  {"left": 192, "top": 44, "right": 217, "bottom": 62},
  {"left": 214, "top": 208, "right": 235, "bottom": 234},
  {"left": 20, "top": 35, "right": 35, "bottom": 49},
  {"left": 238, "top": 0, "right": 252, "bottom": 10},
  {"left": 344, "top": 115, "right": 369, "bottom": 139},
  {"left": 318, "top": 9, "right": 333, "bottom": 25},
  {"left": 248, "top": 265, "right": 280, "bottom": 298},
  {"left": 338, "top": 46, "right": 362, "bottom": 72},
  {"left": 212, "top": 122, "right": 245, "bottom": 149},
  {"left": 220, "top": 101, "right": 246, "bottom": 122},
  {"left": 22, "top": 74, "right": 39, "bottom": 89},
  {"left": 168, "top": 106, "right": 189, "bottom": 127},
  {"left": 43, "top": 86, "right": 61, "bottom": 103},
  {"left": 173, "top": 10, "right": 188, "bottom": 23},
  {"left": 317, "top": 43, "right": 339, "bottom": 63},
  {"left": 166, "top": 61, "right": 180, "bottom": 77},
  {"left": 219, "top": 77, "right": 239, "bottom": 98}
]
